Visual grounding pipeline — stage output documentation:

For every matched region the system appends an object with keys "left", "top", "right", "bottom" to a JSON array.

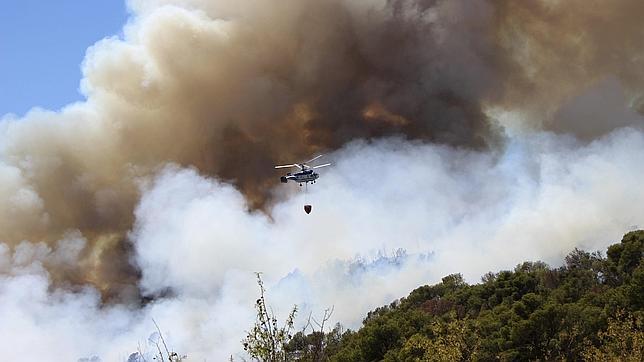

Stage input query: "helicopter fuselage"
[{"left": 280, "top": 169, "right": 319, "bottom": 184}]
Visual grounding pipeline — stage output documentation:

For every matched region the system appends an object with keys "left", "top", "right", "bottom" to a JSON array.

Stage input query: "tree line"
[{"left": 244, "top": 230, "right": 643, "bottom": 361}]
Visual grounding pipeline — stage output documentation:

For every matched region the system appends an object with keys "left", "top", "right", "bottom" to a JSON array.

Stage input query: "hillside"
[{"left": 285, "top": 231, "right": 644, "bottom": 361}]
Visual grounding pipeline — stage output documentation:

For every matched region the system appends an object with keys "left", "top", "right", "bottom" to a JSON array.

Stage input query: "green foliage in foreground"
[
  {"left": 243, "top": 273, "right": 297, "bottom": 361},
  {"left": 289, "top": 230, "right": 644, "bottom": 361}
]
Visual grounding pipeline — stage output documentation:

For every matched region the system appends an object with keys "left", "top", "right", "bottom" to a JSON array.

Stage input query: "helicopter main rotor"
[
  {"left": 274, "top": 154, "right": 331, "bottom": 214},
  {"left": 274, "top": 154, "right": 330, "bottom": 171}
]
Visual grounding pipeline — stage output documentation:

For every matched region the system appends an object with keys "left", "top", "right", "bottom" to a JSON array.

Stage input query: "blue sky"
[{"left": 0, "top": 1, "right": 128, "bottom": 117}]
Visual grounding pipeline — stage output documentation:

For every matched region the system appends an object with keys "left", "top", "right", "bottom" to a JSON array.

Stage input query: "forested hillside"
[{"left": 284, "top": 231, "right": 643, "bottom": 361}]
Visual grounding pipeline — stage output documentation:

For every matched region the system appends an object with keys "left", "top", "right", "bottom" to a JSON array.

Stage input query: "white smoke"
[
  {"left": 3, "top": 0, "right": 644, "bottom": 360},
  {"left": 2, "top": 127, "right": 643, "bottom": 360}
]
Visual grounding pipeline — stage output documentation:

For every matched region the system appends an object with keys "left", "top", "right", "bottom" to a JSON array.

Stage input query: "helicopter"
[{"left": 274, "top": 154, "right": 331, "bottom": 186}]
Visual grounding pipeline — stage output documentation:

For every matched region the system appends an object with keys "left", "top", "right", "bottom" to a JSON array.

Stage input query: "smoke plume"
[
  {"left": 1, "top": 0, "right": 644, "bottom": 359},
  {"left": 3, "top": 130, "right": 644, "bottom": 360}
]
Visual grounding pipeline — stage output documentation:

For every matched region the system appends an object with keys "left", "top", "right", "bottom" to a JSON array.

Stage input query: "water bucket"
[{"left": 304, "top": 204, "right": 312, "bottom": 214}]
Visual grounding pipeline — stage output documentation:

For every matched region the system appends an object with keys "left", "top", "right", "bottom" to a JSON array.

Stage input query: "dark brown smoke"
[{"left": 1, "top": 0, "right": 643, "bottom": 299}]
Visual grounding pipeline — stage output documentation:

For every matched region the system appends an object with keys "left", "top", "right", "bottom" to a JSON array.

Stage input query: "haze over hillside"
[{"left": 0, "top": 0, "right": 643, "bottom": 360}]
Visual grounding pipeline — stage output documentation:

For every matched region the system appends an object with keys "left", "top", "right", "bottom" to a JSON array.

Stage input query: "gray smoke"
[
  {"left": 1, "top": 0, "right": 644, "bottom": 360},
  {"left": 2, "top": 0, "right": 643, "bottom": 296},
  {"left": 2, "top": 129, "right": 644, "bottom": 360}
]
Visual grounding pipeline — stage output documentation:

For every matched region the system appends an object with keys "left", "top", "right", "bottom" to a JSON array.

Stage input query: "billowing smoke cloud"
[
  {"left": 1, "top": 0, "right": 644, "bottom": 359},
  {"left": 2, "top": 129, "right": 644, "bottom": 360},
  {"left": 1, "top": 0, "right": 643, "bottom": 296},
  {"left": 0, "top": 0, "right": 506, "bottom": 297}
]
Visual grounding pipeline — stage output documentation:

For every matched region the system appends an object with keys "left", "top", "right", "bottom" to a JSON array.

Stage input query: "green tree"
[
  {"left": 323, "top": 230, "right": 644, "bottom": 361},
  {"left": 583, "top": 311, "right": 644, "bottom": 361},
  {"left": 243, "top": 273, "right": 297, "bottom": 362}
]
